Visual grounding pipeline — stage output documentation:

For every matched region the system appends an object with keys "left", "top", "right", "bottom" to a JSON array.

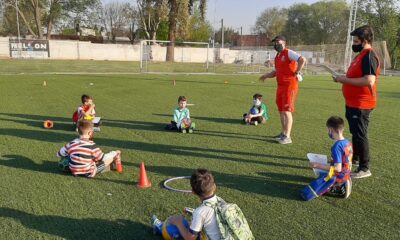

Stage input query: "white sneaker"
[{"left": 278, "top": 136, "right": 292, "bottom": 144}]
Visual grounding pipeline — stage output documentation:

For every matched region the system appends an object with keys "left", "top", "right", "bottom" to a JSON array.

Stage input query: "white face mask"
[{"left": 253, "top": 99, "right": 261, "bottom": 106}]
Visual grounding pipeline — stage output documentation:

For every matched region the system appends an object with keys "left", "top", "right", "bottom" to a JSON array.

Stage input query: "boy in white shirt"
[{"left": 152, "top": 169, "right": 221, "bottom": 240}]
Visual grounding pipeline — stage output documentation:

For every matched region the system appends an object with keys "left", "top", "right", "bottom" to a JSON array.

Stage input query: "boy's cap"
[{"left": 271, "top": 35, "right": 286, "bottom": 42}]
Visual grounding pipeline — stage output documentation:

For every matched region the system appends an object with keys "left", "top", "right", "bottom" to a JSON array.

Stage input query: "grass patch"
[{"left": 0, "top": 59, "right": 399, "bottom": 239}]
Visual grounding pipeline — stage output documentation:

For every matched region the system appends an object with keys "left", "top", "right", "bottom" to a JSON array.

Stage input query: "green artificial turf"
[{"left": 0, "top": 59, "right": 399, "bottom": 239}]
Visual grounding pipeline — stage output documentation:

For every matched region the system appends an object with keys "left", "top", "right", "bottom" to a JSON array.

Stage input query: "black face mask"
[
  {"left": 352, "top": 44, "right": 363, "bottom": 53},
  {"left": 274, "top": 43, "right": 284, "bottom": 52}
]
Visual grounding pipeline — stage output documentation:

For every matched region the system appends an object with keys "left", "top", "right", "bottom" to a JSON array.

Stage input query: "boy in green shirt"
[
  {"left": 166, "top": 96, "right": 196, "bottom": 133},
  {"left": 243, "top": 93, "right": 269, "bottom": 125}
]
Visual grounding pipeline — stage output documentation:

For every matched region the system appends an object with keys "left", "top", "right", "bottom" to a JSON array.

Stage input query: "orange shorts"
[{"left": 276, "top": 86, "right": 298, "bottom": 112}]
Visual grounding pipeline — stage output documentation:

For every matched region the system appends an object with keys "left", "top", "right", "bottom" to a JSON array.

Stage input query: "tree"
[
  {"left": 252, "top": 7, "right": 288, "bottom": 38},
  {"left": 156, "top": 21, "right": 169, "bottom": 40},
  {"left": 44, "top": 0, "right": 63, "bottom": 39},
  {"left": 281, "top": 1, "right": 348, "bottom": 45},
  {"left": 137, "top": 0, "right": 168, "bottom": 41},
  {"left": 166, "top": 0, "right": 206, "bottom": 62},
  {"left": 56, "top": 0, "right": 102, "bottom": 37},
  {"left": 185, "top": 9, "right": 212, "bottom": 42},
  {"left": 282, "top": 3, "right": 313, "bottom": 45},
  {"left": 101, "top": 2, "right": 132, "bottom": 43},
  {"left": 358, "top": 0, "right": 400, "bottom": 68},
  {"left": 2, "top": 0, "right": 44, "bottom": 38},
  {"left": 2, "top": 0, "right": 100, "bottom": 39},
  {"left": 309, "top": 0, "right": 348, "bottom": 44},
  {"left": 124, "top": 4, "right": 138, "bottom": 44}
]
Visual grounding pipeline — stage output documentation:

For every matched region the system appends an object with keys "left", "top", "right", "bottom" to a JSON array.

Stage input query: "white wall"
[
  {"left": 141, "top": 45, "right": 213, "bottom": 63},
  {"left": 0, "top": 38, "right": 260, "bottom": 64},
  {"left": 49, "top": 40, "right": 141, "bottom": 61},
  {"left": 0, "top": 37, "right": 9, "bottom": 58}
]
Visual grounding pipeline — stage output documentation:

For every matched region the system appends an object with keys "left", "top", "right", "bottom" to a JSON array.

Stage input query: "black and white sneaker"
[
  {"left": 328, "top": 180, "right": 351, "bottom": 199},
  {"left": 351, "top": 168, "right": 372, "bottom": 179},
  {"left": 343, "top": 179, "right": 352, "bottom": 199},
  {"left": 274, "top": 133, "right": 284, "bottom": 140}
]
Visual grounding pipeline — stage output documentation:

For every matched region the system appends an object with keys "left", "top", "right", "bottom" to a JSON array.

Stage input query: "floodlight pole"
[
  {"left": 221, "top": 18, "right": 224, "bottom": 49},
  {"left": 206, "top": 43, "right": 209, "bottom": 71},
  {"left": 343, "top": 0, "right": 359, "bottom": 72},
  {"left": 15, "top": 0, "right": 21, "bottom": 57},
  {"left": 139, "top": 40, "right": 143, "bottom": 71},
  {"left": 15, "top": 0, "right": 21, "bottom": 41}
]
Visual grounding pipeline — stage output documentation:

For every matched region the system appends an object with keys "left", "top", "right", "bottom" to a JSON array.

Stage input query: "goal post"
[{"left": 139, "top": 40, "right": 211, "bottom": 73}]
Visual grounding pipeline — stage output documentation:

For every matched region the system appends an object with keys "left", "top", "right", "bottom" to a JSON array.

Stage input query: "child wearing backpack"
[{"left": 152, "top": 169, "right": 254, "bottom": 240}]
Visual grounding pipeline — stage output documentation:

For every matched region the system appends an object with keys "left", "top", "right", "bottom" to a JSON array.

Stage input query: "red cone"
[{"left": 137, "top": 162, "right": 151, "bottom": 188}]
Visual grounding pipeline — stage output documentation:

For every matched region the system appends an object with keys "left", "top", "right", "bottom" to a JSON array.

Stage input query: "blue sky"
[
  {"left": 206, "top": 0, "right": 323, "bottom": 34},
  {"left": 102, "top": 0, "right": 334, "bottom": 34}
]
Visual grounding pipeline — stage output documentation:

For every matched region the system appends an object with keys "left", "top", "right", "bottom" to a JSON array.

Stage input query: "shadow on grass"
[
  {"left": 145, "top": 165, "right": 310, "bottom": 201},
  {"left": 154, "top": 113, "right": 240, "bottom": 125},
  {"left": 0, "top": 113, "right": 71, "bottom": 122},
  {"left": 194, "top": 130, "right": 276, "bottom": 142},
  {"left": 106, "top": 118, "right": 273, "bottom": 142},
  {"left": 0, "top": 207, "right": 150, "bottom": 239},
  {"left": 103, "top": 119, "right": 167, "bottom": 132},
  {"left": 139, "top": 76, "right": 262, "bottom": 87},
  {"left": 0, "top": 128, "right": 308, "bottom": 171},
  {"left": 0, "top": 154, "right": 63, "bottom": 175},
  {"left": 0, "top": 113, "right": 272, "bottom": 143},
  {"left": 379, "top": 91, "right": 400, "bottom": 99},
  {"left": 0, "top": 113, "right": 73, "bottom": 131}
]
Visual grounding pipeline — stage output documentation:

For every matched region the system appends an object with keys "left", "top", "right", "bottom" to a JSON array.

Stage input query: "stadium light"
[
  {"left": 15, "top": 0, "right": 21, "bottom": 42},
  {"left": 343, "top": 0, "right": 359, "bottom": 72}
]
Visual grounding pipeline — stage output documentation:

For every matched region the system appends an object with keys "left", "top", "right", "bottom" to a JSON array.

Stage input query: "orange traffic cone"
[
  {"left": 137, "top": 162, "right": 151, "bottom": 188},
  {"left": 114, "top": 152, "right": 123, "bottom": 173}
]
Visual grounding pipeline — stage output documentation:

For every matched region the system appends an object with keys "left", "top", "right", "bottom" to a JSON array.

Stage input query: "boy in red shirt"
[
  {"left": 259, "top": 36, "right": 306, "bottom": 144},
  {"left": 72, "top": 94, "right": 101, "bottom": 131}
]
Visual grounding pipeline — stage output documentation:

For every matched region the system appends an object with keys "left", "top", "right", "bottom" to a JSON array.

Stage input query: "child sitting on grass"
[
  {"left": 152, "top": 169, "right": 254, "bottom": 240},
  {"left": 243, "top": 93, "right": 269, "bottom": 125},
  {"left": 72, "top": 94, "right": 101, "bottom": 131},
  {"left": 57, "top": 120, "right": 121, "bottom": 177},
  {"left": 166, "top": 96, "right": 196, "bottom": 133},
  {"left": 304, "top": 116, "right": 353, "bottom": 199}
]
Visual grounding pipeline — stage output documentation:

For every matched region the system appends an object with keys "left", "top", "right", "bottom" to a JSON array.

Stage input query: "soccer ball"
[
  {"left": 181, "top": 118, "right": 192, "bottom": 129},
  {"left": 250, "top": 107, "right": 259, "bottom": 115},
  {"left": 161, "top": 218, "right": 190, "bottom": 240},
  {"left": 43, "top": 120, "right": 54, "bottom": 129}
]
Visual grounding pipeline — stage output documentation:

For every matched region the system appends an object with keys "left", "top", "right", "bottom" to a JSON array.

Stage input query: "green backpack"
[{"left": 203, "top": 196, "right": 255, "bottom": 240}]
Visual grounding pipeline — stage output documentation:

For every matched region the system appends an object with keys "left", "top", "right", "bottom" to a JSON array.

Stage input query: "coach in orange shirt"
[
  {"left": 260, "top": 36, "right": 306, "bottom": 144},
  {"left": 333, "top": 25, "right": 380, "bottom": 178}
]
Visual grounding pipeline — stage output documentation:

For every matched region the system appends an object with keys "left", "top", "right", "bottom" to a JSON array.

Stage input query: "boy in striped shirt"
[{"left": 57, "top": 120, "right": 121, "bottom": 177}]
